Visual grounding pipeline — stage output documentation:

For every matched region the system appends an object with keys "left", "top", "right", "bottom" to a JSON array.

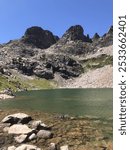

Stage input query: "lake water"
[{"left": 0, "top": 88, "right": 113, "bottom": 118}]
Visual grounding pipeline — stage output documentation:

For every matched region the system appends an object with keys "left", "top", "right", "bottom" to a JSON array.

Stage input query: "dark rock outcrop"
[
  {"left": 11, "top": 58, "right": 37, "bottom": 76},
  {"left": 44, "top": 55, "right": 84, "bottom": 79},
  {"left": 22, "top": 26, "right": 59, "bottom": 49},
  {"left": 33, "top": 67, "right": 54, "bottom": 79},
  {"left": 9, "top": 54, "right": 83, "bottom": 80}
]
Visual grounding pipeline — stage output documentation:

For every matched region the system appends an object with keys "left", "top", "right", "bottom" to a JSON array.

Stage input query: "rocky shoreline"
[
  {"left": 0, "top": 90, "right": 15, "bottom": 100},
  {"left": 0, "top": 109, "right": 113, "bottom": 150}
]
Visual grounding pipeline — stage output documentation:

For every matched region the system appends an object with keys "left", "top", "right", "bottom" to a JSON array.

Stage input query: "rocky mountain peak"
[
  {"left": 92, "top": 33, "right": 100, "bottom": 41},
  {"left": 67, "top": 25, "right": 84, "bottom": 37},
  {"left": 108, "top": 25, "right": 113, "bottom": 34},
  {"left": 60, "top": 25, "right": 92, "bottom": 43},
  {"left": 22, "top": 26, "right": 59, "bottom": 49}
]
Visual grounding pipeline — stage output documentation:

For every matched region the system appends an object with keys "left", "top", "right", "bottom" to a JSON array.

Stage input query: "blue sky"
[{"left": 0, "top": 0, "right": 113, "bottom": 44}]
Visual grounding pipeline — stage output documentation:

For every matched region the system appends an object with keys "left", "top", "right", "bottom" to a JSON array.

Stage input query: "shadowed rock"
[{"left": 22, "top": 26, "right": 59, "bottom": 49}]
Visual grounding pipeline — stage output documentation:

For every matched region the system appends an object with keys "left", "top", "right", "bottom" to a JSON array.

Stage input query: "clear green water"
[{"left": 0, "top": 88, "right": 113, "bottom": 118}]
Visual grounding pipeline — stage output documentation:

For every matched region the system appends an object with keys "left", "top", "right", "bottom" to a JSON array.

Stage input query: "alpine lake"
[
  {"left": 0, "top": 88, "right": 113, "bottom": 149},
  {"left": 0, "top": 88, "right": 112, "bottom": 119}
]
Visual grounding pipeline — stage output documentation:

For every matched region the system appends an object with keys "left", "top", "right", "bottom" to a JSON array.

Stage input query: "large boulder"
[
  {"left": 37, "top": 130, "right": 52, "bottom": 139},
  {"left": 1, "top": 113, "right": 32, "bottom": 124},
  {"left": 22, "top": 26, "right": 58, "bottom": 49},
  {"left": 8, "top": 124, "right": 32, "bottom": 134}
]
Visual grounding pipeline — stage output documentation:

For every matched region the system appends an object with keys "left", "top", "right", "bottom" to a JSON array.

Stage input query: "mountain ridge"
[{"left": 0, "top": 25, "right": 113, "bottom": 91}]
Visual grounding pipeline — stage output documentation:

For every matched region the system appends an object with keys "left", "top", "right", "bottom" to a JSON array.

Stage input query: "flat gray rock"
[{"left": 8, "top": 124, "right": 32, "bottom": 134}]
